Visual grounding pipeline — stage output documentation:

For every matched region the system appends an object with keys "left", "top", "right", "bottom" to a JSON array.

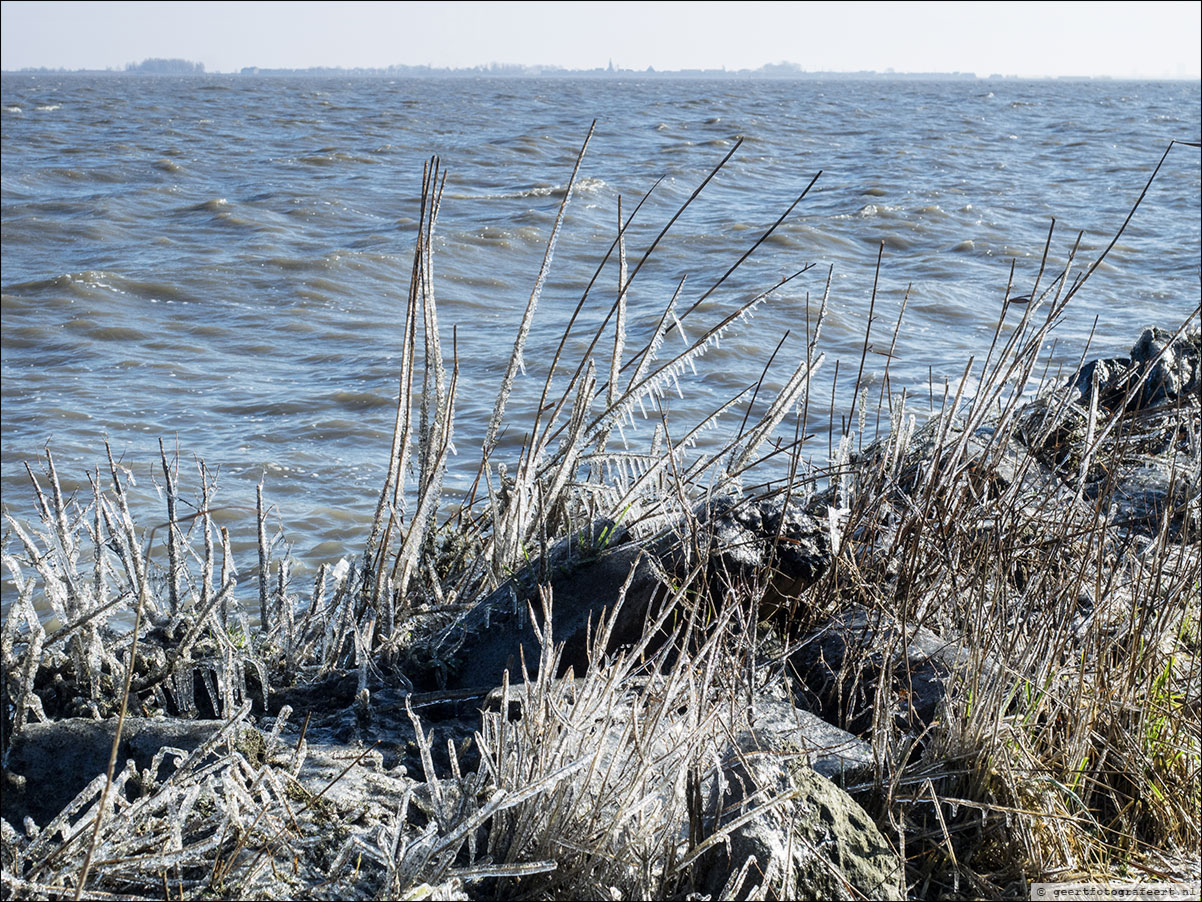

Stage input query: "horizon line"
[{"left": 6, "top": 62, "right": 1200, "bottom": 81}]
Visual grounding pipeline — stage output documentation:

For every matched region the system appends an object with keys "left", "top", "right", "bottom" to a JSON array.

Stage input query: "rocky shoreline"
[{"left": 3, "top": 324, "right": 1198, "bottom": 900}]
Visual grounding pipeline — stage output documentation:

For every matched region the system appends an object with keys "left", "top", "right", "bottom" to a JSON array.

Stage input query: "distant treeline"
[
  {"left": 236, "top": 62, "right": 978, "bottom": 80},
  {"left": 125, "top": 58, "right": 205, "bottom": 74},
  {"left": 13, "top": 59, "right": 1080, "bottom": 80}
]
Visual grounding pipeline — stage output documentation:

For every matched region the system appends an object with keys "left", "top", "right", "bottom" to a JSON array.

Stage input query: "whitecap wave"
[{"left": 448, "top": 175, "right": 607, "bottom": 201}]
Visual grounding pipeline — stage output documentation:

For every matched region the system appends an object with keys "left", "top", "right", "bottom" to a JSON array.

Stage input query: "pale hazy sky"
[{"left": 1, "top": 0, "right": 1199, "bottom": 78}]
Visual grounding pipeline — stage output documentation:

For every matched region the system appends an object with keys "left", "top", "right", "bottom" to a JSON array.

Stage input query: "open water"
[{"left": 2, "top": 75, "right": 1199, "bottom": 584}]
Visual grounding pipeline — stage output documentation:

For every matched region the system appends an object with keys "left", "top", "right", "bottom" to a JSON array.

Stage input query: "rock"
[
  {"left": 1133, "top": 326, "right": 1200, "bottom": 401},
  {"left": 424, "top": 538, "right": 669, "bottom": 692},
  {"left": 1030, "top": 327, "right": 1200, "bottom": 538},
  {"left": 1070, "top": 356, "right": 1136, "bottom": 411},
  {"left": 1104, "top": 457, "right": 1200, "bottom": 537},
  {"left": 0, "top": 816, "right": 19, "bottom": 874},
  {"left": 268, "top": 672, "right": 360, "bottom": 715},
  {"left": 1, "top": 716, "right": 248, "bottom": 827},
  {"left": 692, "top": 733, "right": 904, "bottom": 900},
  {"left": 696, "top": 493, "right": 831, "bottom": 619},
  {"left": 424, "top": 494, "right": 832, "bottom": 692},
  {"left": 734, "top": 692, "right": 875, "bottom": 786},
  {"left": 290, "top": 740, "right": 417, "bottom": 826},
  {"left": 399, "top": 881, "right": 469, "bottom": 901},
  {"left": 1068, "top": 327, "right": 1199, "bottom": 412},
  {"left": 489, "top": 679, "right": 873, "bottom": 788},
  {"left": 479, "top": 669, "right": 900, "bottom": 900},
  {"left": 843, "top": 326, "right": 1199, "bottom": 544},
  {"left": 786, "top": 765, "right": 906, "bottom": 901},
  {"left": 788, "top": 609, "right": 999, "bottom": 736}
]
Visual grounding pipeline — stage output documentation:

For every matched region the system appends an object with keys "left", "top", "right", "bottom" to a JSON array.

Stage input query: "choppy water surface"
[{"left": 3, "top": 75, "right": 1199, "bottom": 584}]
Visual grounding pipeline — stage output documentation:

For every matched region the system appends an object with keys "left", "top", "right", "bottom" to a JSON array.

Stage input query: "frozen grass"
[{"left": 2, "top": 137, "right": 1199, "bottom": 899}]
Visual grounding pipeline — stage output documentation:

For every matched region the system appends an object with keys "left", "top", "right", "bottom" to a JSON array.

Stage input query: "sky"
[{"left": 1, "top": 0, "right": 1199, "bottom": 79}]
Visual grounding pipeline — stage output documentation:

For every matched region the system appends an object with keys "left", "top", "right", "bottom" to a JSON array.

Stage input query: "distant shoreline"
[{"left": 5, "top": 67, "right": 1192, "bottom": 82}]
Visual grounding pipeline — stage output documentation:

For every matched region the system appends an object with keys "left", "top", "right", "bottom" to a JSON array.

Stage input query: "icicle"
[
  {"left": 827, "top": 504, "right": 845, "bottom": 557},
  {"left": 672, "top": 312, "right": 689, "bottom": 346}
]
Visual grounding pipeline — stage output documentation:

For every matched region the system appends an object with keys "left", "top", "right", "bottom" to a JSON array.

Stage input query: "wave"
[
  {"left": 4, "top": 270, "right": 194, "bottom": 305},
  {"left": 315, "top": 390, "right": 396, "bottom": 410},
  {"left": 447, "top": 175, "right": 607, "bottom": 202},
  {"left": 839, "top": 203, "right": 903, "bottom": 220},
  {"left": 187, "top": 198, "right": 231, "bottom": 212},
  {"left": 174, "top": 197, "right": 282, "bottom": 232},
  {"left": 63, "top": 319, "right": 147, "bottom": 342},
  {"left": 297, "top": 151, "right": 376, "bottom": 166},
  {"left": 5, "top": 270, "right": 124, "bottom": 296}
]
